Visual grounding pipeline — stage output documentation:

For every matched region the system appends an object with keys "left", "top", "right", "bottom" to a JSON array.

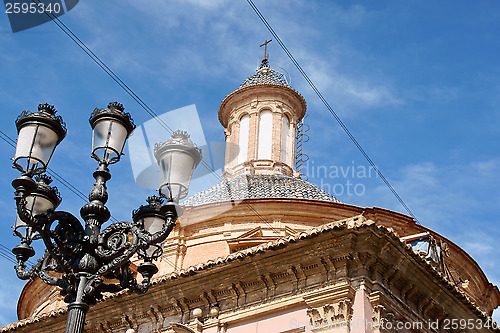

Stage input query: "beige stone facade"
[{"left": 2, "top": 62, "right": 499, "bottom": 333}]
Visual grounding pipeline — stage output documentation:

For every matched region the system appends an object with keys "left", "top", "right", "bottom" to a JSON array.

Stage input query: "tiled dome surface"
[
  {"left": 183, "top": 174, "right": 339, "bottom": 206},
  {"left": 239, "top": 66, "right": 288, "bottom": 88}
]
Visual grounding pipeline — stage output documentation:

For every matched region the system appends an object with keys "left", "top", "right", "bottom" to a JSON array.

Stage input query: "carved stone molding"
[
  {"left": 171, "top": 323, "right": 197, "bottom": 333},
  {"left": 250, "top": 99, "right": 259, "bottom": 109},
  {"left": 306, "top": 299, "right": 353, "bottom": 330},
  {"left": 148, "top": 305, "right": 164, "bottom": 332},
  {"left": 200, "top": 292, "right": 210, "bottom": 313},
  {"left": 372, "top": 304, "right": 396, "bottom": 333},
  {"left": 231, "top": 282, "right": 246, "bottom": 307},
  {"left": 173, "top": 298, "right": 190, "bottom": 324},
  {"left": 122, "top": 314, "right": 137, "bottom": 331},
  {"left": 97, "top": 321, "right": 112, "bottom": 333}
]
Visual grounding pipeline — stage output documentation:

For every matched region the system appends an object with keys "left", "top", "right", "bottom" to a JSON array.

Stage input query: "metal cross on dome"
[{"left": 260, "top": 39, "right": 272, "bottom": 61}]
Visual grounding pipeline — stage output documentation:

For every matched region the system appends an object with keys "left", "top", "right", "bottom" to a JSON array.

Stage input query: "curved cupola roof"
[
  {"left": 183, "top": 174, "right": 339, "bottom": 206},
  {"left": 239, "top": 59, "right": 289, "bottom": 88}
]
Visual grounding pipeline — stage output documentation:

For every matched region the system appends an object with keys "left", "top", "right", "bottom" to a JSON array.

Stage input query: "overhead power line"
[
  {"left": 28, "top": 0, "right": 281, "bottom": 234},
  {"left": 0, "top": 131, "right": 87, "bottom": 201},
  {"left": 246, "top": 0, "right": 419, "bottom": 223},
  {"left": 0, "top": 131, "right": 90, "bottom": 206},
  {"left": 0, "top": 246, "right": 18, "bottom": 265},
  {"left": 0, "top": 1, "right": 282, "bottom": 271}
]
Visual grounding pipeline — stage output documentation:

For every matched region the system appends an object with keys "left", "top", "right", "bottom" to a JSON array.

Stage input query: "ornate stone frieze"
[
  {"left": 372, "top": 304, "right": 396, "bottom": 333},
  {"left": 306, "top": 299, "right": 353, "bottom": 330}
]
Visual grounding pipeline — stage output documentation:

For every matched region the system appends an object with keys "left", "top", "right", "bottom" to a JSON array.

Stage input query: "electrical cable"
[
  {"left": 0, "top": 131, "right": 88, "bottom": 202},
  {"left": 0, "top": 252, "right": 17, "bottom": 265},
  {"left": 0, "top": 244, "right": 18, "bottom": 265},
  {"left": 0, "top": 131, "right": 90, "bottom": 202},
  {"left": 246, "top": 0, "right": 419, "bottom": 223},
  {"left": 27, "top": 0, "right": 280, "bottom": 234},
  {"left": 3, "top": 0, "right": 420, "bottom": 291},
  {"left": 0, "top": 243, "right": 35, "bottom": 266},
  {"left": 0, "top": 242, "right": 35, "bottom": 266}
]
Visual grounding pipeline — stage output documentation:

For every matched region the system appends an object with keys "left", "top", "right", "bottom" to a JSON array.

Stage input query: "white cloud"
[
  {"left": 471, "top": 160, "right": 500, "bottom": 178},
  {"left": 463, "top": 242, "right": 494, "bottom": 258},
  {"left": 335, "top": 75, "right": 403, "bottom": 107},
  {"left": 63, "top": 0, "right": 402, "bottom": 114},
  {"left": 182, "top": 0, "right": 228, "bottom": 9},
  {"left": 377, "top": 160, "right": 498, "bottom": 229}
]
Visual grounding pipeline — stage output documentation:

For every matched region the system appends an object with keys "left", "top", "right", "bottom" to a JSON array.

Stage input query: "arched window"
[
  {"left": 237, "top": 114, "right": 249, "bottom": 164},
  {"left": 258, "top": 110, "right": 272, "bottom": 159},
  {"left": 281, "top": 114, "right": 290, "bottom": 164}
]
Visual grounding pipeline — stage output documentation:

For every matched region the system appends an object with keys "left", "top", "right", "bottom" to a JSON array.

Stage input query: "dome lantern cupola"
[{"left": 219, "top": 45, "right": 306, "bottom": 180}]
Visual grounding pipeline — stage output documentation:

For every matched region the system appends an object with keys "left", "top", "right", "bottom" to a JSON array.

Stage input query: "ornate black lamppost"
[{"left": 10, "top": 102, "right": 202, "bottom": 333}]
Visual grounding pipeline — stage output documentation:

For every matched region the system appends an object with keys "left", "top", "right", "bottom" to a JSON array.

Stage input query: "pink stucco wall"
[
  {"left": 350, "top": 287, "right": 374, "bottom": 333},
  {"left": 225, "top": 305, "right": 311, "bottom": 333}
]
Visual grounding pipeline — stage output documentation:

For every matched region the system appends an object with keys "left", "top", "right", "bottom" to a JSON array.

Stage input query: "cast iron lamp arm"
[
  {"left": 14, "top": 250, "right": 68, "bottom": 289},
  {"left": 113, "top": 262, "right": 152, "bottom": 294},
  {"left": 12, "top": 185, "right": 74, "bottom": 288},
  {"left": 13, "top": 184, "right": 85, "bottom": 275},
  {"left": 39, "top": 210, "right": 85, "bottom": 272},
  {"left": 11, "top": 166, "right": 179, "bottom": 302},
  {"left": 95, "top": 216, "right": 175, "bottom": 275}
]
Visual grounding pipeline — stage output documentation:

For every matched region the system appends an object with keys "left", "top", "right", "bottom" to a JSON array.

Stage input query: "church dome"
[
  {"left": 239, "top": 59, "right": 289, "bottom": 88},
  {"left": 183, "top": 174, "right": 339, "bottom": 206}
]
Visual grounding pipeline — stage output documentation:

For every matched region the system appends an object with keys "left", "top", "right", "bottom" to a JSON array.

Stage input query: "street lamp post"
[{"left": 10, "top": 102, "right": 202, "bottom": 333}]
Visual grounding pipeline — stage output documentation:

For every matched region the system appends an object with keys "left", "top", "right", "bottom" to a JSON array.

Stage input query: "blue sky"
[{"left": 0, "top": 0, "right": 499, "bottom": 326}]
